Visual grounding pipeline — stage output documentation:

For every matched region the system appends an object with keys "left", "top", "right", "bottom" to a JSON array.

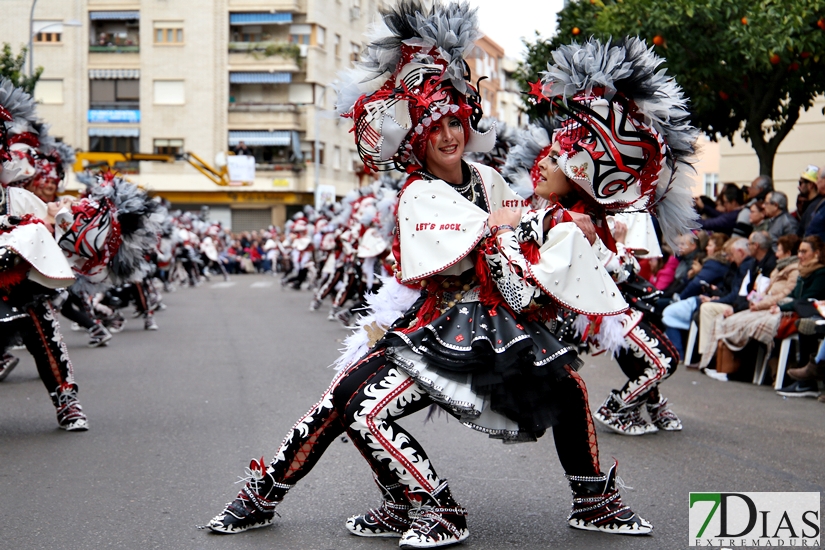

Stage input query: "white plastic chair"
[
  {"left": 752, "top": 344, "right": 769, "bottom": 385},
  {"left": 773, "top": 334, "right": 799, "bottom": 389},
  {"left": 683, "top": 320, "right": 698, "bottom": 365}
]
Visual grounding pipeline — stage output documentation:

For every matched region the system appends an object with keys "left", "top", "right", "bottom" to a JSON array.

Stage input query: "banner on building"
[
  {"left": 315, "top": 184, "right": 336, "bottom": 211},
  {"left": 227, "top": 155, "right": 255, "bottom": 184}
]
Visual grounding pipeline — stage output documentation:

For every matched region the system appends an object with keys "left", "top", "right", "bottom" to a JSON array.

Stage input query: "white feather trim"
[{"left": 330, "top": 276, "right": 421, "bottom": 370}]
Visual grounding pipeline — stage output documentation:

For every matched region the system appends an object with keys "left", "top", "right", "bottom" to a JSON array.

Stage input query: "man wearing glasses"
[{"left": 797, "top": 165, "right": 823, "bottom": 237}]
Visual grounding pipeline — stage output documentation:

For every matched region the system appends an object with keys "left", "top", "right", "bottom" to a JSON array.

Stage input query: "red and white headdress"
[
  {"left": 530, "top": 37, "right": 699, "bottom": 248},
  {"left": 335, "top": 0, "right": 495, "bottom": 173},
  {"left": 0, "top": 77, "right": 75, "bottom": 191}
]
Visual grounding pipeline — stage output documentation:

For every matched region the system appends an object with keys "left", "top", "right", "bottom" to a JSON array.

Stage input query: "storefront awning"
[
  {"left": 88, "top": 127, "right": 140, "bottom": 137},
  {"left": 229, "top": 13, "right": 293, "bottom": 25},
  {"left": 229, "top": 130, "right": 291, "bottom": 146},
  {"left": 229, "top": 72, "right": 292, "bottom": 84},
  {"left": 89, "top": 11, "right": 140, "bottom": 21},
  {"left": 89, "top": 69, "right": 140, "bottom": 80}
]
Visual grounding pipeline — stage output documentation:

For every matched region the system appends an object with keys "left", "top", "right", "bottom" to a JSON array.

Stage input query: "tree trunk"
[
  {"left": 746, "top": 120, "right": 777, "bottom": 180},
  {"left": 755, "top": 146, "right": 775, "bottom": 178}
]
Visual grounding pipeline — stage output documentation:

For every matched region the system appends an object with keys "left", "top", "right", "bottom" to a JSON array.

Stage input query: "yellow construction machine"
[{"left": 73, "top": 151, "right": 250, "bottom": 186}]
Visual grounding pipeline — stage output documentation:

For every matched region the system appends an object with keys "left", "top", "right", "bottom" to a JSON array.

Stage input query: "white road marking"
[
  {"left": 211, "top": 282, "right": 236, "bottom": 289},
  {"left": 250, "top": 281, "right": 273, "bottom": 288}
]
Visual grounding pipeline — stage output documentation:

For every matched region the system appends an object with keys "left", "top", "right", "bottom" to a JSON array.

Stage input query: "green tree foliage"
[
  {"left": 516, "top": 0, "right": 825, "bottom": 177},
  {"left": 0, "top": 43, "right": 43, "bottom": 95}
]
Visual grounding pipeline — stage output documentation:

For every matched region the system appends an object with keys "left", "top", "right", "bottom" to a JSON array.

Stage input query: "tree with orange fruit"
[{"left": 516, "top": 0, "right": 825, "bottom": 178}]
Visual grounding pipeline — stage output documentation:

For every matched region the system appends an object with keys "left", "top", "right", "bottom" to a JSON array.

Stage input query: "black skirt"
[{"left": 381, "top": 296, "right": 580, "bottom": 440}]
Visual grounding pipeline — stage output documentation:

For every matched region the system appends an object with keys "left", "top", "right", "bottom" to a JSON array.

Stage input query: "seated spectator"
[
  {"left": 649, "top": 249, "right": 678, "bottom": 291},
  {"left": 749, "top": 203, "right": 769, "bottom": 233},
  {"left": 804, "top": 167, "right": 825, "bottom": 240},
  {"left": 660, "top": 233, "right": 704, "bottom": 300},
  {"left": 244, "top": 240, "right": 263, "bottom": 272},
  {"left": 699, "top": 234, "right": 801, "bottom": 379},
  {"left": 660, "top": 233, "right": 730, "bottom": 358},
  {"left": 696, "top": 183, "right": 745, "bottom": 235},
  {"left": 745, "top": 175, "right": 774, "bottom": 206},
  {"left": 785, "top": 334, "right": 825, "bottom": 400},
  {"left": 691, "top": 238, "right": 755, "bottom": 366},
  {"left": 795, "top": 164, "right": 821, "bottom": 232},
  {"left": 762, "top": 191, "right": 798, "bottom": 245},
  {"left": 770, "top": 236, "right": 825, "bottom": 395},
  {"left": 219, "top": 242, "right": 240, "bottom": 274},
  {"left": 746, "top": 231, "right": 777, "bottom": 287}
]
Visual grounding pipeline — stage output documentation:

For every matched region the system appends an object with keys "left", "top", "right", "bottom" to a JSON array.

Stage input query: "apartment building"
[{"left": 2, "top": 0, "right": 382, "bottom": 230}]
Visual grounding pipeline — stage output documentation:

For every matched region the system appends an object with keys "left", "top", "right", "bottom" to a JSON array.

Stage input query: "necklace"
[{"left": 452, "top": 180, "right": 472, "bottom": 194}]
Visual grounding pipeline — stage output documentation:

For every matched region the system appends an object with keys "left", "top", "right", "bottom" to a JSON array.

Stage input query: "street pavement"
[{"left": 1, "top": 274, "right": 823, "bottom": 550}]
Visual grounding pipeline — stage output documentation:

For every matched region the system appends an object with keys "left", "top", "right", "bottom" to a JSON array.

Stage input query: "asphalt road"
[{"left": 1, "top": 274, "right": 823, "bottom": 550}]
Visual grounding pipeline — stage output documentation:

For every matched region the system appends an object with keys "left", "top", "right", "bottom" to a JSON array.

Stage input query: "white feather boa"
[{"left": 330, "top": 276, "right": 421, "bottom": 370}]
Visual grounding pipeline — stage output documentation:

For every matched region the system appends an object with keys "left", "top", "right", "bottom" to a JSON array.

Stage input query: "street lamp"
[{"left": 28, "top": 0, "right": 82, "bottom": 77}]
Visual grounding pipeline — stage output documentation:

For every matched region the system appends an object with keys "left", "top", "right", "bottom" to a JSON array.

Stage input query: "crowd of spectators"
[
  {"left": 651, "top": 164, "right": 825, "bottom": 401},
  {"left": 210, "top": 229, "right": 286, "bottom": 275}
]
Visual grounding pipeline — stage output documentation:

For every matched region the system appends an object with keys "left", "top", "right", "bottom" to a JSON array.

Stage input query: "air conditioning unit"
[{"left": 350, "top": 7, "right": 360, "bottom": 20}]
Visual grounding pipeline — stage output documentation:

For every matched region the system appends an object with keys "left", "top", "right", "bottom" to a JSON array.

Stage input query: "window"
[
  {"left": 315, "top": 25, "right": 325, "bottom": 48},
  {"left": 704, "top": 173, "right": 720, "bottom": 197},
  {"left": 349, "top": 150, "right": 359, "bottom": 172},
  {"left": 89, "top": 135, "right": 139, "bottom": 154},
  {"left": 33, "top": 20, "right": 62, "bottom": 43},
  {"left": 350, "top": 42, "right": 360, "bottom": 64},
  {"left": 334, "top": 34, "right": 341, "bottom": 57},
  {"left": 289, "top": 24, "right": 311, "bottom": 45},
  {"left": 34, "top": 79, "right": 63, "bottom": 104},
  {"left": 154, "top": 21, "right": 183, "bottom": 44},
  {"left": 154, "top": 139, "right": 183, "bottom": 155},
  {"left": 288, "top": 83, "right": 314, "bottom": 104},
  {"left": 333, "top": 146, "right": 341, "bottom": 170},
  {"left": 35, "top": 31, "right": 62, "bottom": 43},
  {"left": 153, "top": 80, "right": 185, "bottom": 105},
  {"left": 90, "top": 13, "right": 140, "bottom": 52},
  {"left": 89, "top": 79, "right": 139, "bottom": 109}
]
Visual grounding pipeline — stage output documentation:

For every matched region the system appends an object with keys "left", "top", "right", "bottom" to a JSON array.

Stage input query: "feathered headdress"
[
  {"left": 500, "top": 117, "right": 558, "bottom": 201},
  {"left": 335, "top": 0, "right": 495, "bottom": 173},
  {"left": 0, "top": 78, "right": 76, "bottom": 191},
  {"left": 530, "top": 37, "right": 699, "bottom": 248},
  {"left": 0, "top": 78, "right": 40, "bottom": 185},
  {"left": 463, "top": 118, "right": 517, "bottom": 172},
  {"left": 55, "top": 171, "right": 164, "bottom": 290}
]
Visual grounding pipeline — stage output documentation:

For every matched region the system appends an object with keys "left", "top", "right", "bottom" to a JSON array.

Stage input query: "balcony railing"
[
  {"left": 228, "top": 103, "right": 298, "bottom": 112},
  {"left": 228, "top": 41, "right": 301, "bottom": 62},
  {"left": 89, "top": 45, "right": 140, "bottom": 53},
  {"left": 90, "top": 102, "right": 140, "bottom": 111}
]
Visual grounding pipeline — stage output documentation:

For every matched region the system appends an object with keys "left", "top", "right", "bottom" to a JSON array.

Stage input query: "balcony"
[
  {"left": 228, "top": 42, "right": 301, "bottom": 72},
  {"left": 228, "top": 103, "right": 301, "bottom": 130},
  {"left": 90, "top": 11, "right": 140, "bottom": 55},
  {"left": 89, "top": 101, "right": 139, "bottom": 111},
  {"left": 89, "top": 44, "right": 139, "bottom": 53}
]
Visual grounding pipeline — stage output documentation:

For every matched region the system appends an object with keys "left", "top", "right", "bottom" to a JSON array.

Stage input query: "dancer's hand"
[
  {"left": 488, "top": 207, "right": 521, "bottom": 234},
  {"left": 612, "top": 220, "right": 628, "bottom": 243},
  {"left": 568, "top": 211, "right": 596, "bottom": 244}
]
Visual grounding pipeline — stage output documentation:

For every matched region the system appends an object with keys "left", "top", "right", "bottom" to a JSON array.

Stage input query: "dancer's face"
[
  {"left": 535, "top": 143, "right": 572, "bottom": 200},
  {"left": 424, "top": 116, "right": 465, "bottom": 175}
]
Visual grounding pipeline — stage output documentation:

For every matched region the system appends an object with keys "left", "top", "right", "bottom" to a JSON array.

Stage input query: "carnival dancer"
[
  {"left": 281, "top": 218, "right": 313, "bottom": 289},
  {"left": 205, "top": 2, "right": 650, "bottom": 545},
  {"left": 515, "top": 37, "right": 700, "bottom": 435},
  {"left": 0, "top": 77, "right": 86, "bottom": 429}
]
